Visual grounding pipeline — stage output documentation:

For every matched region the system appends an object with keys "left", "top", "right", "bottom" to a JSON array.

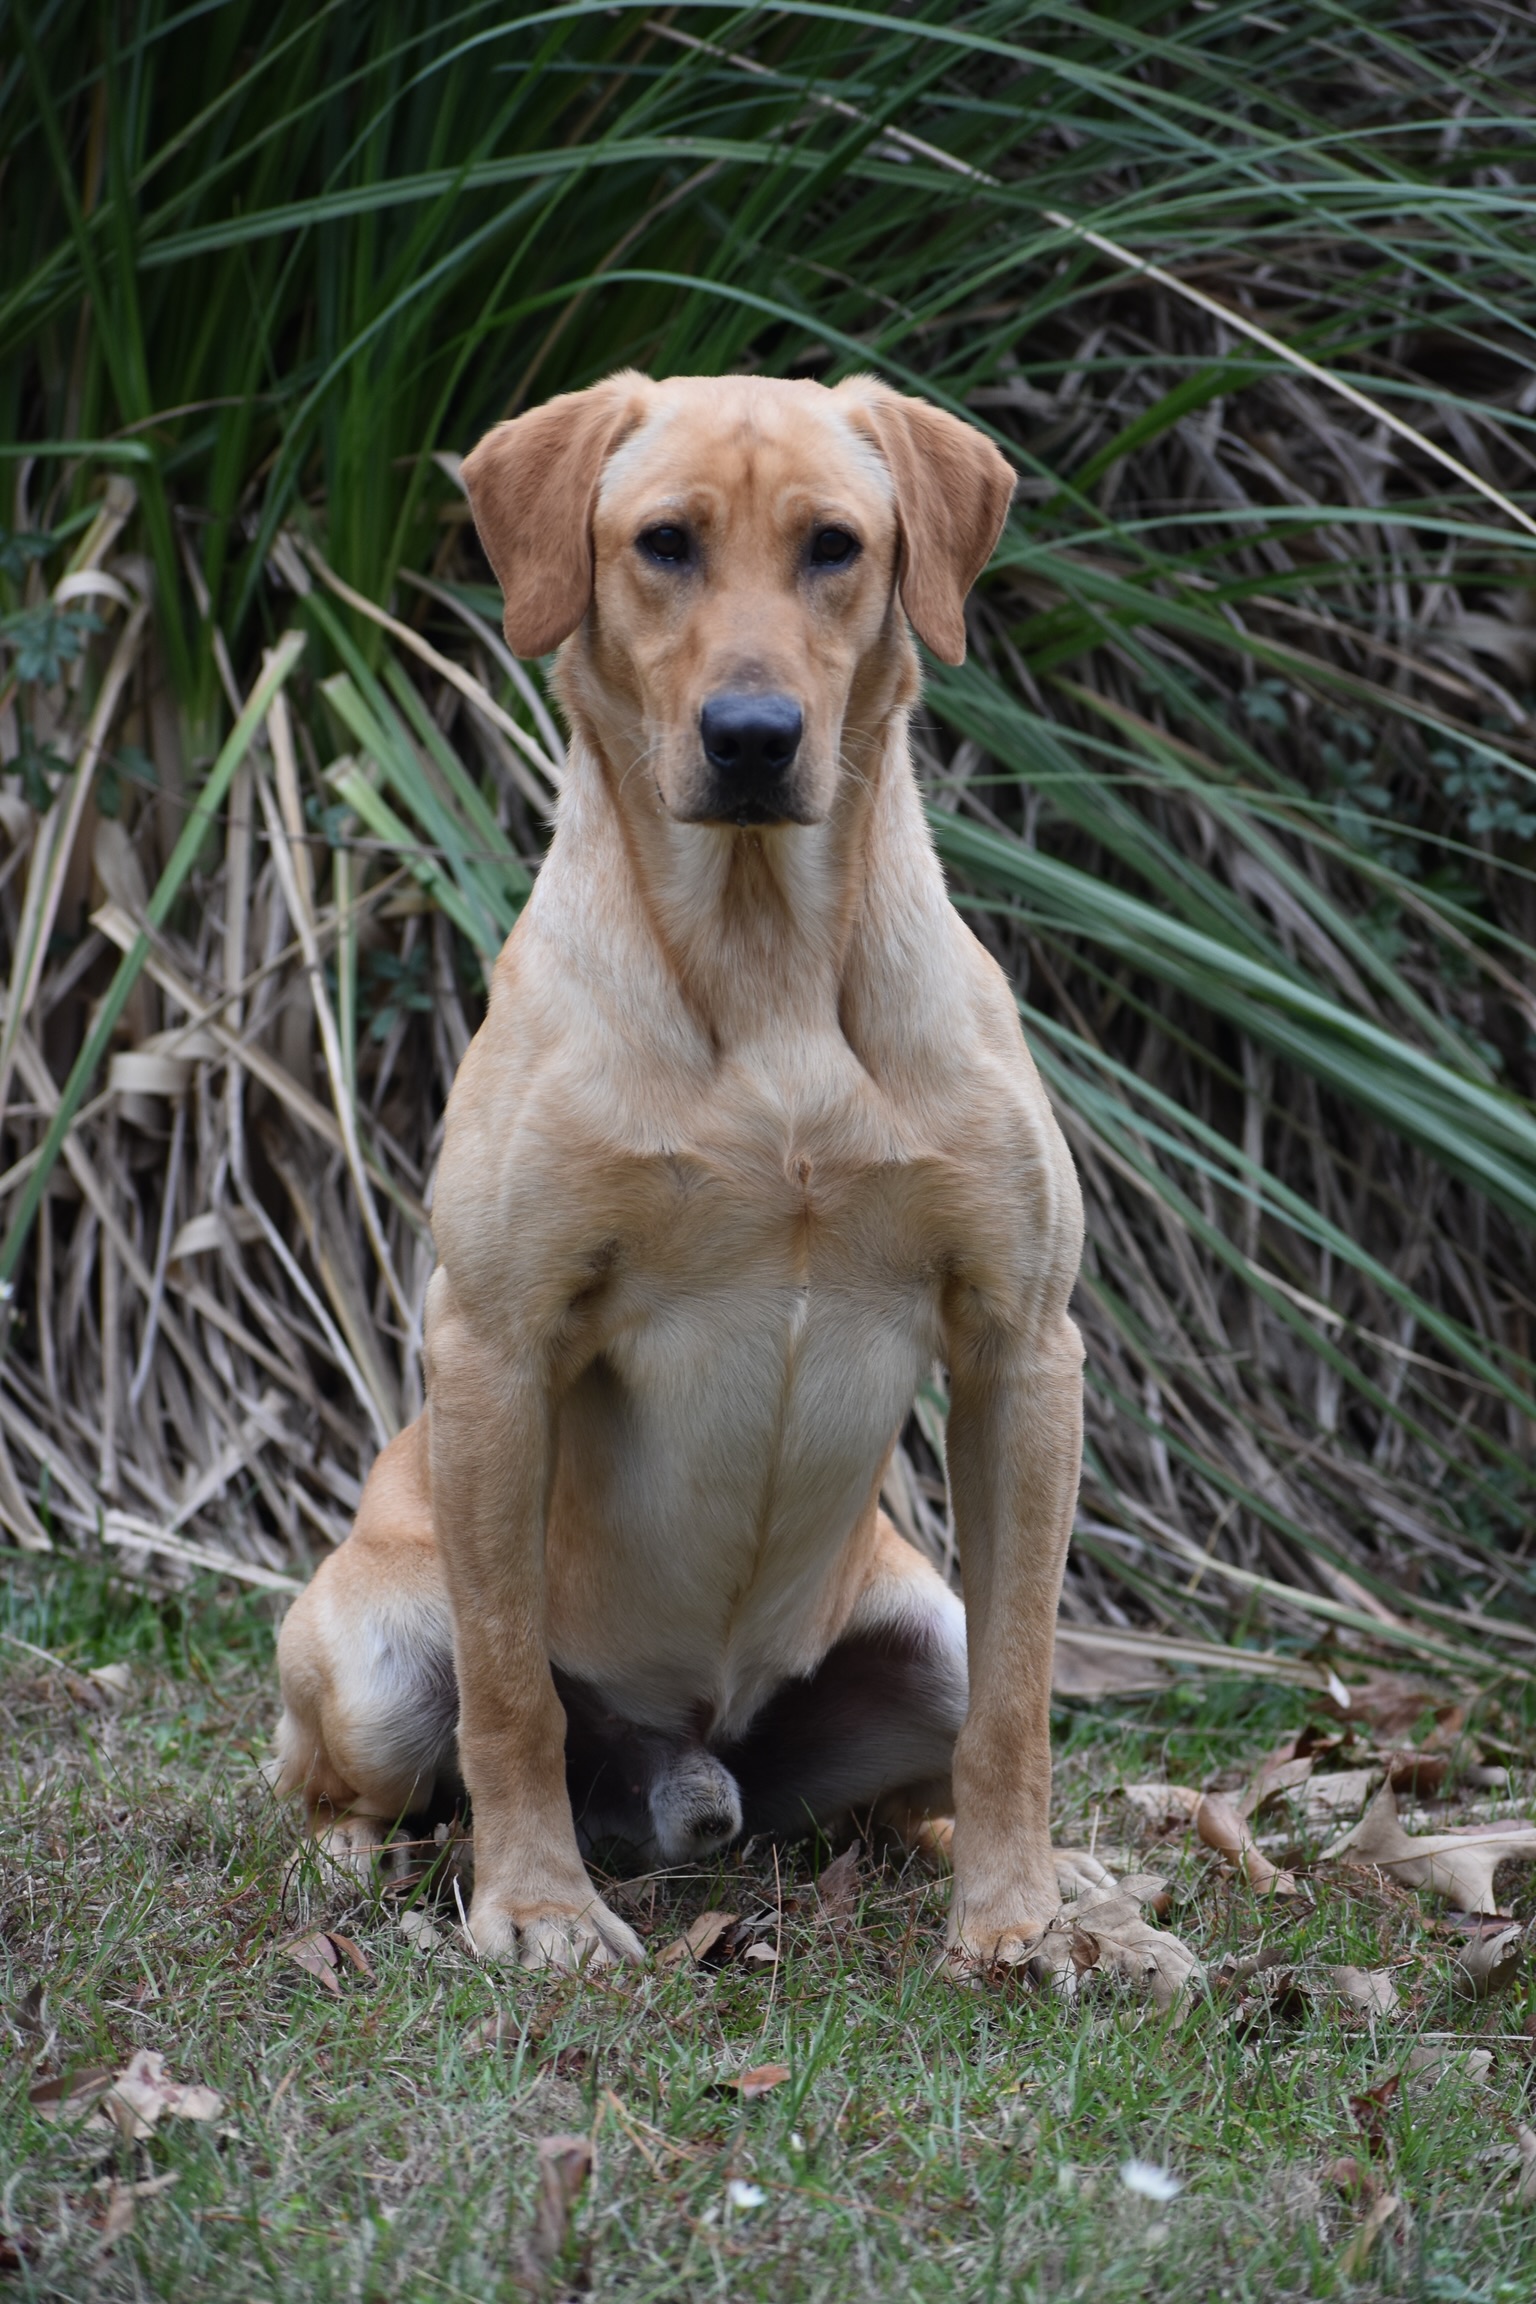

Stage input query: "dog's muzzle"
[{"left": 697, "top": 690, "right": 804, "bottom": 825}]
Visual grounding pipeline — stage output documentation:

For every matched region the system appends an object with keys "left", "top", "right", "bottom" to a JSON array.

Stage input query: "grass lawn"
[{"left": 4, "top": 1559, "right": 1534, "bottom": 2304}]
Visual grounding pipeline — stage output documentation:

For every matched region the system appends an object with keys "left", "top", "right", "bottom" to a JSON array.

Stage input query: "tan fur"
[{"left": 275, "top": 371, "right": 1083, "bottom": 1972}]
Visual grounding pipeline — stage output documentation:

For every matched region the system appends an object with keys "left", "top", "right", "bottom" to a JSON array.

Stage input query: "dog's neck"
[{"left": 538, "top": 705, "right": 949, "bottom": 1063}]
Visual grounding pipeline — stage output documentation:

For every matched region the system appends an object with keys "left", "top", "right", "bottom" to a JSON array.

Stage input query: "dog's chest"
[
  {"left": 543, "top": 1057, "right": 952, "bottom": 1718},
  {"left": 615, "top": 1042, "right": 950, "bottom": 1322}
]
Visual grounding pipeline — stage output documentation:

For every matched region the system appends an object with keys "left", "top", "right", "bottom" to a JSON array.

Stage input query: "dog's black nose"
[{"left": 699, "top": 692, "right": 803, "bottom": 783}]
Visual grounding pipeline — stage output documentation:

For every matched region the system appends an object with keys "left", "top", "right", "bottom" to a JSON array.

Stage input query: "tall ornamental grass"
[{"left": 2, "top": 1, "right": 1534, "bottom": 1688}]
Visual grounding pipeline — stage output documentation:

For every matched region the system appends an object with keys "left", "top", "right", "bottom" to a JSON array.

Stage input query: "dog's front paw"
[
  {"left": 946, "top": 1871, "right": 1201, "bottom": 2008},
  {"left": 946, "top": 1883, "right": 1059, "bottom": 1982},
  {"left": 468, "top": 1890, "right": 644, "bottom": 1972}
]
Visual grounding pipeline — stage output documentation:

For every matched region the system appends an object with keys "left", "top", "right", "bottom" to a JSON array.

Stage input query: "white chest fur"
[{"left": 541, "top": 1065, "right": 952, "bottom": 1733}]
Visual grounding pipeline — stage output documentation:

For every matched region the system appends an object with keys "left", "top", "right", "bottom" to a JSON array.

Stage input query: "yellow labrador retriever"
[{"left": 274, "top": 371, "right": 1097, "bottom": 1976}]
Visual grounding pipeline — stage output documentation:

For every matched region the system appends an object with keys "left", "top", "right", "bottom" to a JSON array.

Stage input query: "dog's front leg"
[
  {"left": 943, "top": 1308, "right": 1084, "bottom": 1973},
  {"left": 427, "top": 1282, "right": 642, "bottom": 1972}
]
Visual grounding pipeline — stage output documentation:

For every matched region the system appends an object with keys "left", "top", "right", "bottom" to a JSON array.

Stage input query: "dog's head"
[{"left": 461, "top": 372, "right": 1013, "bottom": 829}]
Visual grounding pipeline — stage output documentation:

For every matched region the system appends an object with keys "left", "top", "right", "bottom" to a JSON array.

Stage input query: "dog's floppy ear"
[
  {"left": 460, "top": 373, "right": 647, "bottom": 657},
  {"left": 845, "top": 384, "right": 1015, "bottom": 665}
]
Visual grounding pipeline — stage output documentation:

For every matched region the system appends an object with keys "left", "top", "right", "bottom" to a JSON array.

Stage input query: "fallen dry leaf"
[
  {"left": 99, "top": 2184, "right": 137, "bottom": 2246},
  {"left": 1241, "top": 1752, "right": 1314, "bottom": 1818},
  {"left": 1114, "top": 1873, "right": 1173, "bottom": 1917},
  {"left": 513, "top": 2133, "right": 592, "bottom": 2297},
  {"left": 1213, "top": 1946, "right": 1287, "bottom": 1990},
  {"left": 1196, "top": 1791, "right": 1300, "bottom": 1897},
  {"left": 1212, "top": 1951, "right": 1312, "bottom": 2030},
  {"left": 94, "top": 2170, "right": 179, "bottom": 2250},
  {"left": 1301, "top": 1769, "right": 1377, "bottom": 1828},
  {"left": 1339, "top": 2189, "right": 1403, "bottom": 2276},
  {"left": 92, "top": 2170, "right": 181, "bottom": 2203},
  {"left": 280, "top": 1929, "right": 372, "bottom": 1992},
  {"left": 815, "top": 1846, "right": 861, "bottom": 1918},
  {"left": 658, "top": 1910, "right": 738, "bottom": 1968},
  {"left": 7, "top": 1982, "right": 46, "bottom": 2046},
  {"left": 1348, "top": 2073, "right": 1400, "bottom": 2156},
  {"left": 283, "top": 1932, "right": 342, "bottom": 1993},
  {"left": 741, "top": 1941, "right": 778, "bottom": 1966},
  {"left": 1321, "top": 1781, "right": 1536, "bottom": 1914},
  {"left": 1405, "top": 2043, "right": 1492, "bottom": 2086},
  {"left": 1028, "top": 1890, "right": 1203, "bottom": 2012},
  {"left": 1119, "top": 1782, "right": 1300, "bottom": 1894},
  {"left": 719, "top": 2063, "right": 791, "bottom": 2100},
  {"left": 1334, "top": 1672, "right": 1465, "bottom": 1746},
  {"left": 1121, "top": 1782, "right": 1202, "bottom": 1834},
  {"left": 1053, "top": 1848, "right": 1119, "bottom": 1900},
  {"left": 1331, "top": 1965, "right": 1400, "bottom": 2017},
  {"left": 28, "top": 2065, "right": 114, "bottom": 2123},
  {"left": 1385, "top": 1752, "right": 1450, "bottom": 1799},
  {"left": 329, "top": 1932, "right": 373, "bottom": 1976},
  {"left": 93, "top": 2052, "right": 222, "bottom": 2142},
  {"left": 1516, "top": 2126, "right": 1536, "bottom": 2207},
  {"left": 1453, "top": 1923, "right": 1523, "bottom": 1999},
  {"left": 399, "top": 1909, "right": 443, "bottom": 1952},
  {"left": 1119, "top": 1778, "right": 1298, "bottom": 1889},
  {"left": 1323, "top": 2155, "right": 1382, "bottom": 2200},
  {"left": 1215, "top": 1953, "right": 1317, "bottom": 2027}
]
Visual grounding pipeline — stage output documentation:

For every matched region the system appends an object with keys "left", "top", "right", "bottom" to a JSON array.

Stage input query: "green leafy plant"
[
  {"left": 360, "top": 943, "right": 436, "bottom": 1045},
  {"left": 0, "top": 603, "right": 101, "bottom": 684},
  {"left": 0, "top": 527, "right": 54, "bottom": 587}
]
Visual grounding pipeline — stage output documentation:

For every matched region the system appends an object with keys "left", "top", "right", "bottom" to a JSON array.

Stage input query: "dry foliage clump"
[{"left": 1, "top": 0, "right": 1534, "bottom": 1698}]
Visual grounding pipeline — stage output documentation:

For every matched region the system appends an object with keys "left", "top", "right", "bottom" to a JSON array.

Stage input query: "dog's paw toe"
[
  {"left": 1053, "top": 1846, "right": 1117, "bottom": 1899},
  {"left": 469, "top": 1894, "right": 644, "bottom": 1972},
  {"left": 946, "top": 1915, "right": 1051, "bottom": 1983}
]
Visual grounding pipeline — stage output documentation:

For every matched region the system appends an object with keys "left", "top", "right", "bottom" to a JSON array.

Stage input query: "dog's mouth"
[
  {"left": 729, "top": 796, "right": 800, "bottom": 830},
  {"left": 668, "top": 774, "right": 824, "bottom": 831}
]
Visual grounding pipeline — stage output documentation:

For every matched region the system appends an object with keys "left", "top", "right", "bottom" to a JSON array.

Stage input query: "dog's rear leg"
[{"left": 274, "top": 1423, "right": 458, "bottom": 1867}]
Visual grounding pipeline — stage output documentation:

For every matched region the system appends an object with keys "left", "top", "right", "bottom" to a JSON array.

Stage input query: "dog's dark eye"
[
  {"left": 639, "top": 524, "right": 692, "bottom": 566},
  {"left": 809, "top": 526, "right": 860, "bottom": 568}
]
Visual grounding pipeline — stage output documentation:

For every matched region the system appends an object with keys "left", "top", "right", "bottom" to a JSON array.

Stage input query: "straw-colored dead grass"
[{"left": 2, "top": 1, "right": 1534, "bottom": 1692}]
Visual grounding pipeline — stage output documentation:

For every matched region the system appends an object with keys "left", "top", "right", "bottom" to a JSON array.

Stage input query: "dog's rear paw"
[
  {"left": 903, "top": 1814, "right": 955, "bottom": 1868},
  {"left": 648, "top": 1749, "right": 743, "bottom": 1863},
  {"left": 314, "top": 1811, "right": 395, "bottom": 1875},
  {"left": 469, "top": 1891, "right": 644, "bottom": 1972}
]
